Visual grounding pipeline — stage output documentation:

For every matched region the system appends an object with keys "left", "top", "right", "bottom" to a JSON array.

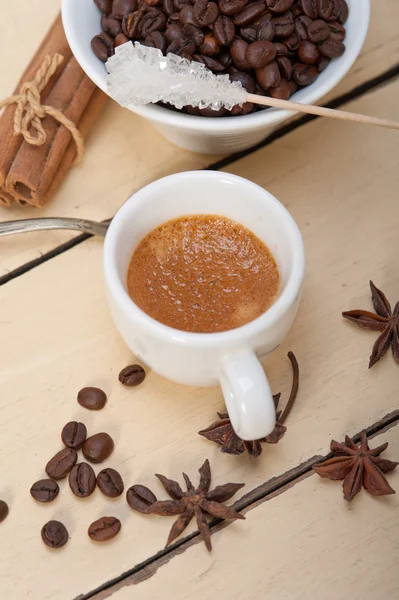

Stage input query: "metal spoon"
[{"left": 0, "top": 217, "right": 110, "bottom": 238}]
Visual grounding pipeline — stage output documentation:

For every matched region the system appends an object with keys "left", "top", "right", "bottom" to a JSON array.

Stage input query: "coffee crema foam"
[{"left": 127, "top": 215, "right": 279, "bottom": 334}]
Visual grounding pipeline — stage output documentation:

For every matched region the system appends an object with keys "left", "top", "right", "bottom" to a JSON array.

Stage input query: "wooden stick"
[{"left": 246, "top": 93, "right": 399, "bottom": 131}]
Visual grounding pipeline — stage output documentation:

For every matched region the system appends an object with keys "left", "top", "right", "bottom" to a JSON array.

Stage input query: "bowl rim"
[{"left": 62, "top": 0, "right": 370, "bottom": 133}]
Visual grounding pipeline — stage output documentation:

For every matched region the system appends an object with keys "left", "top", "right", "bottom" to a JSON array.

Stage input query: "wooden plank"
[
  {"left": 1, "top": 0, "right": 399, "bottom": 276},
  {"left": 1, "top": 80, "right": 399, "bottom": 599},
  {"left": 103, "top": 423, "right": 399, "bottom": 600}
]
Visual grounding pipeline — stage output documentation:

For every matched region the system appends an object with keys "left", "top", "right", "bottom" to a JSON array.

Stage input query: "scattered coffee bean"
[
  {"left": 318, "top": 0, "right": 341, "bottom": 22},
  {"left": 295, "top": 15, "right": 312, "bottom": 40},
  {"left": 300, "top": 0, "right": 317, "bottom": 19},
  {"left": 292, "top": 62, "right": 318, "bottom": 85},
  {"left": 82, "top": 433, "right": 115, "bottom": 463},
  {"left": 144, "top": 31, "right": 168, "bottom": 52},
  {"left": 234, "top": 3, "right": 266, "bottom": 27},
  {"left": 118, "top": 365, "right": 146, "bottom": 387},
  {"left": 61, "top": 421, "right": 87, "bottom": 450},
  {"left": 200, "top": 33, "right": 221, "bottom": 56},
  {"left": 101, "top": 14, "right": 122, "bottom": 37},
  {"left": 272, "top": 12, "right": 294, "bottom": 37},
  {"left": 338, "top": 0, "right": 348, "bottom": 24},
  {"left": 318, "top": 55, "right": 330, "bottom": 72},
  {"left": 91, "top": 33, "right": 115, "bottom": 62},
  {"left": 219, "top": 0, "right": 248, "bottom": 17},
  {"left": 112, "top": 0, "right": 138, "bottom": 20},
  {"left": 95, "top": 0, "right": 113, "bottom": 13},
  {"left": 77, "top": 387, "right": 107, "bottom": 410},
  {"left": 246, "top": 41, "right": 276, "bottom": 68},
  {"left": 126, "top": 484, "right": 157, "bottom": 512},
  {"left": 46, "top": 447, "right": 78, "bottom": 480},
  {"left": 266, "top": 0, "right": 294, "bottom": 13},
  {"left": 41, "top": 521, "right": 69, "bottom": 549},
  {"left": 122, "top": 10, "right": 145, "bottom": 37},
  {"left": 213, "top": 15, "right": 235, "bottom": 46},
  {"left": 277, "top": 55, "right": 292, "bottom": 79},
  {"left": 69, "top": 463, "right": 96, "bottom": 498},
  {"left": 115, "top": 32, "right": 130, "bottom": 45},
  {"left": 30, "top": 480, "right": 60, "bottom": 503},
  {"left": 269, "top": 77, "right": 291, "bottom": 99},
  {"left": 193, "top": 0, "right": 219, "bottom": 26},
  {"left": 0, "top": 500, "right": 9, "bottom": 522},
  {"left": 240, "top": 25, "right": 257, "bottom": 43},
  {"left": 230, "top": 38, "right": 251, "bottom": 70},
  {"left": 182, "top": 23, "right": 204, "bottom": 46},
  {"left": 257, "top": 18, "right": 275, "bottom": 42},
  {"left": 328, "top": 21, "right": 346, "bottom": 42},
  {"left": 88, "top": 516, "right": 121, "bottom": 541},
  {"left": 256, "top": 60, "right": 281, "bottom": 89},
  {"left": 97, "top": 468, "right": 124, "bottom": 498},
  {"left": 229, "top": 70, "right": 256, "bottom": 93}
]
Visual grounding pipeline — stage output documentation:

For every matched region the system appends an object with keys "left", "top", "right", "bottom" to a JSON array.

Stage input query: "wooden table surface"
[{"left": 1, "top": 1, "right": 399, "bottom": 599}]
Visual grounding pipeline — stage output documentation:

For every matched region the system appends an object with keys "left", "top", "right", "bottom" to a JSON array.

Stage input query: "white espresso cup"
[{"left": 104, "top": 171, "right": 305, "bottom": 441}]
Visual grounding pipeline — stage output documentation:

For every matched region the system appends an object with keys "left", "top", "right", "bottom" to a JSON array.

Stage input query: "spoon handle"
[{"left": 0, "top": 217, "right": 109, "bottom": 238}]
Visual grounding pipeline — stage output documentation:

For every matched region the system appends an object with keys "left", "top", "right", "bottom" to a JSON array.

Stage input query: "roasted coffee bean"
[
  {"left": 141, "top": 9, "right": 166, "bottom": 35},
  {"left": 97, "top": 468, "right": 125, "bottom": 498},
  {"left": 257, "top": 17, "right": 275, "bottom": 42},
  {"left": 229, "top": 70, "right": 256, "bottom": 93},
  {"left": 213, "top": 16, "right": 235, "bottom": 46},
  {"left": 91, "top": 33, "right": 115, "bottom": 62},
  {"left": 337, "top": 0, "right": 348, "bottom": 24},
  {"left": 297, "top": 40, "right": 319, "bottom": 64},
  {"left": 41, "top": 521, "right": 68, "bottom": 549},
  {"left": 163, "top": 0, "right": 175, "bottom": 14},
  {"left": 319, "top": 37, "right": 345, "bottom": 58},
  {"left": 328, "top": 21, "right": 346, "bottom": 42},
  {"left": 46, "top": 448, "right": 77, "bottom": 480},
  {"left": 183, "top": 23, "right": 205, "bottom": 45},
  {"left": 307, "top": 18, "right": 329, "bottom": 42},
  {"left": 300, "top": 0, "right": 317, "bottom": 19},
  {"left": 240, "top": 26, "right": 257, "bottom": 43},
  {"left": 274, "top": 41, "right": 288, "bottom": 55},
  {"left": 30, "top": 479, "right": 59, "bottom": 503},
  {"left": 219, "top": 0, "right": 248, "bottom": 17},
  {"left": 200, "top": 107, "right": 228, "bottom": 117},
  {"left": 122, "top": 10, "right": 145, "bottom": 37},
  {"left": 246, "top": 41, "right": 276, "bottom": 68},
  {"left": 284, "top": 32, "right": 300, "bottom": 51},
  {"left": 317, "top": 0, "right": 341, "bottom": 22},
  {"left": 230, "top": 38, "right": 251, "bottom": 70},
  {"left": 167, "top": 37, "right": 196, "bottom": 56},
  {"left": 231, "top": 101, "right": 254, "bottom": 115},
  {"left": 95, "top": 0, "right": 113, "bottom": 13},
  {"left": 167, "top": 12, "right": 180, "bottom": 25},
  {"left": 292, "top": 62, "right": 318, "bottom": 85},
  {"left": 146, "top": 0, "right": 162, "bottom": 6},
  {"left": 193, "top": 0, "right": 219, "bottom": 26},
  {"left": 165, "top": 23, "right": 184, "bottom": 42},
  {"left": 193, "top": 54, "right": 226, "bottom": 71},
  {"left": 77, "top": 386, "right": 107, "bottom": 410},
  {"left": 112, "top": 0, "right": 138, "bottom": 19},
  {"left": 288, "top": 79, "right": 298, "bottom": 95},
  {"left": 256, "top": 60, "right": 281, "bottom": 89},
  {"left": 118, "top": 364, "right": 146, "bottom": 386},
  {"left": 295, "top": 14, "right": 311, "bottom": 39},
  {"left": 269, "top": 77, "right": 291, "bottom": 99},
  {"left": 69, "top": 463, "right": 96, "bottom": 498},
  {"left": 219, "top": 49, "right": 233, "bottom": 68},
  {"left": 234, "top": 3, "right": 266, "bottom": 26},
  {"left": 127, "top": 485, "right": 157, "bottom": 512},
  {"left": 179, "top": 5, "right": 197, "bottom": 25},
  {"left": 266, "top": 0, "right": 294, "bottom": 13},
  {"left": 101, "top": 14, "right": 122, "bottom": 37},
  {"left": 145, "top": 30, "right": 167, "bottom": 51},
  {"left": 0, "top": 500, "right": 9, "bottom": 522},
  {"left": 277, "top": 55, "right": 292, "bottom": 79},
  {"left": 200, "top": 33, "right": 220, "bottom": 56},
  {"left": 83, "top": 433, "right": 115, "bottom": 464},
  {"left": 115, "top": 32, "right": 130, "bottom": 45},
  {"left": 61, "top": 421, "right": 87, "bottom": 450},
  {"left": 174, "top": 0, "right": 192, "bottom": 8},
  {"left": 272, "top": 12, "right": 294, "bottom": 38},
  {"left": 88, "top": 516, "right": 121, "bottom": 542},
  {"left": 318, "top": 54, "right": 330, "bottom": 71},
  {"left": 186, "top": 105, "right": 202, "bottom": 115}
]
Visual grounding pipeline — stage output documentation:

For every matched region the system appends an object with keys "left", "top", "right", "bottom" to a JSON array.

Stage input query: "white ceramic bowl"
[{"left": 62, "top": 0, "right": 370, "bottom": 154}]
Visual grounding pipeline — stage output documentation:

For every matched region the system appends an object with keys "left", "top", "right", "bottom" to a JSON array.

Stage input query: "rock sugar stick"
[
  {"left": 0, "top": 14, "right": 108, "bottom": 208},
  {"left": 107, "top": 43, "right": 399, "bottom": 132}
]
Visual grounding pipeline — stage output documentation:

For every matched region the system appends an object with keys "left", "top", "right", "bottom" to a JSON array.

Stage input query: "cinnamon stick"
[
  {"left": 0, "top": 189, "right": 15, "bottom": 208},
  {"left": 0, "top": 14, "right": 71, "bottom": 190},
  {"left": 6, "top": 57, "right": 97, "bottom": 203}
]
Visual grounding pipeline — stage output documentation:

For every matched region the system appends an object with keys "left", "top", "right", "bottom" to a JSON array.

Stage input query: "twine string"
[{"left": 0, "top": 53, "right": 84, "bottom": 162}]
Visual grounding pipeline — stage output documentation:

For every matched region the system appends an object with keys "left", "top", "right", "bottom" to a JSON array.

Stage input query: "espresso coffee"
[{"left": 127, "top": 215, "right": 279, "bottom": 333}]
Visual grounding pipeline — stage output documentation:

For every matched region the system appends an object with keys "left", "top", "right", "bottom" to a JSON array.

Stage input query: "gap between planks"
[
  {"left": 1, "top": 61, "right": 399, "bottom": 289},
  {"left": 76, "top": 409, "right": 399, "bottom": 600}
]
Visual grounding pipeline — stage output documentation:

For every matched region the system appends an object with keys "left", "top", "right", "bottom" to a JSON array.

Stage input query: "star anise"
[
  {"left": 342, "top": 281, "right": 399, "bottom": 368},
  {"left": 144, "top": 459, "right": 244, "bottom": 551},
  {"left": 198, "top": 351, "right": 299, "bottom": 458},
  {"left": 313, "top": 432, "right": 398, "bottom": 501}
]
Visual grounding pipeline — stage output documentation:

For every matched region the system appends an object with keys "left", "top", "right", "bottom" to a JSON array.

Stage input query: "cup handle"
[{"left": 219, "top": 351, "right": 276, "bottom": 441}]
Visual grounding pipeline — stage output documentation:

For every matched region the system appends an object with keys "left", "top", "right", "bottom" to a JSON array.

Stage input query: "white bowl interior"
[{"left": 62, "top": 0, "right": 370, "bottom": 131}]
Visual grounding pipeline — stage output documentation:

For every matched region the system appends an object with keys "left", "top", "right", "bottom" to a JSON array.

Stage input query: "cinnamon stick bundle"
[{"left": 0, "top": 14, "right": 108, "bottom": 208}]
